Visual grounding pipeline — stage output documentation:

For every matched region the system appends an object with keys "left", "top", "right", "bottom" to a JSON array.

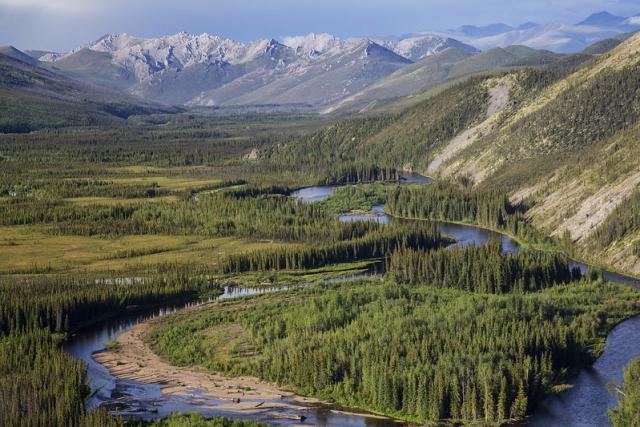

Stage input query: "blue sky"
[{"left": 1, "top": 0, "right": 639, "bottom": 51}]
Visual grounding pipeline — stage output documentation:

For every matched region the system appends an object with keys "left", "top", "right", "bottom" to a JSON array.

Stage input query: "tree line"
[
  {"left": 388, "top": 242, "right": 582, "bottom": 293},
  {"left": 503, "top": 62, "right": 640, "bottom": 156},
  {"left": 219, "top": 224, "right": 448, "bottom": 273},
  {"left": 386, "top": 181, "right": 554, "bottom": 248},
  {"left": 0, "top": 270, "right": 211, "bottom": 335},
  {"left": 609, "top": 356, "right": 640, "bottom": 426},
  {"left": 591, "top": 188, "right": 640, "bottom": 251},
  {"left": 0, "top": 186, "right": 381, "bottom": 243}
]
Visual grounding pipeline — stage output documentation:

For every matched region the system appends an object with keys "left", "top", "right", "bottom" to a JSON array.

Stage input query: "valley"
[{"left": 2, "top": 7, "right": 640, "bottom": 427}]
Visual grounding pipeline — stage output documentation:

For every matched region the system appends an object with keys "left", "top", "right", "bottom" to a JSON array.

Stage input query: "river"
[
  {"left": 66, "top": 175, "right": 640, "bottom": 426},
  {"left": 65, "top": 286, "right": 399, "bottom": 426}
]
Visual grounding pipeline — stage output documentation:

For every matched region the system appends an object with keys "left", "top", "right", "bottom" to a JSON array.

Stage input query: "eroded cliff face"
[{"left": 420, "top": 33, "right": 640, "bottom": 275}]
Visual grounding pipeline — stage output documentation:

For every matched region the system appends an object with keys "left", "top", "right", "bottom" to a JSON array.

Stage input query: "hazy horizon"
[{"left": 1, "top": 0, "right": 640, "bottom": 52}]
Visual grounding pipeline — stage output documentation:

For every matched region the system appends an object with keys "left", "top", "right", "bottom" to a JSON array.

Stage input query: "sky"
[{"left": 1, "top": 0, "right": 640, "bottom": 52}]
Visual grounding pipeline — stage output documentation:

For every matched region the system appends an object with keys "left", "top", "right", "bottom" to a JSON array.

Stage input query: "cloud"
[{"left": 0, "top": 0, "right": 90, "bottom": 14}]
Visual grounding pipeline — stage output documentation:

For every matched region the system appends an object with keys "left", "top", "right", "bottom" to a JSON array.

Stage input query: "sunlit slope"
[{"left": 415, "top": 32, "right": 640, "bottom": 274}]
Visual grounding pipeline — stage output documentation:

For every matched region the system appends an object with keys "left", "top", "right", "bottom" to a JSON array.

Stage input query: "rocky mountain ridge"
[
  {"left": 22, "top": 10, "right": 640, "bottom": 109},
  {"left": 36, "top": 31, "right": 467, "bottom": 108}
]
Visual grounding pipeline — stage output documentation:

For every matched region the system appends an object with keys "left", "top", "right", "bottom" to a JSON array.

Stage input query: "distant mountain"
[
  {"left": 0, "top": 48, "right": 179, "bottom": 133},
  {"left": 372, "top": 34, "right": 478, "bottom": 61},
  {"left": 37, "top": 32, "right": 474, "bottom": 109},
  {"left": 440, "top": 11, "right": 640, "bottom": 53},
  {"left": 322, "top": 46, "right": 476, "bottom": 114},
  {"left": 38, "top": 33, "right": 407, "bottom": 108},
  {"left": 187, "top": 39, "right": 411, "bottom": 108},
  {"left": 25, "top": 11, "right": 640, "bottom": 111},
  {"left": 518, "top": 22, "right": 538, "bottom": 30},
  {"left": 577, "top": 11, "right": 626, "bottom": 27},
  {"left": 457, "top": 24, "right": 515, "bottom": 38},
  {"left": 323, "top": 45, "right": 560, "bottom": 114},
  {"left": 0, "top": 46, "right": 40, "bottom": 65}
]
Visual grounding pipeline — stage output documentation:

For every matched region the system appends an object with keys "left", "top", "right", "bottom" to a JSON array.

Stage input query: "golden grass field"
[
  {"left": 0, "top": 169, "right": 289, "bottom": 275},
  {"left": 0, "top": 225, "right": 286, "bottom": 274}
]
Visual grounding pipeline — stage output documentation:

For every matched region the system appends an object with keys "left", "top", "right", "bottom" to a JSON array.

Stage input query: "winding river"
[
  {"left": 65, "top": 286, "right": 398, "bottom": 426},
  {"left": 66, "top": 175, "right": 640, "bottom": 426}
]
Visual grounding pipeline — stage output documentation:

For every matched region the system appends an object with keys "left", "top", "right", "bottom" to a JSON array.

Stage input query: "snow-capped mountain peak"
[
  {"left": 89, "top": 33, "right": 141, "bottom": 53},
  {"left": 371, "top": 34, "right": 478, "bottom": 61},
  {"left": 41, "top": 32, "right": 267, "bottom": 78},
  {"left": 241, "top": 38, "right": 291, "bottom": 63},
  {"left": 281, "top": 33, "right": 345, "bottom": 57},
  {"left": 394, "top": 35, "right": 478, "bottom": 60}
]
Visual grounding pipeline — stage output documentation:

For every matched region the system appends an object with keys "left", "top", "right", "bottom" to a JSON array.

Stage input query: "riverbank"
[
  {"left": 92, "top": 312, "right": 325, "bottom": 419},
  {"left": 90, "top": 293, "right": 403, "bottom": 426}
]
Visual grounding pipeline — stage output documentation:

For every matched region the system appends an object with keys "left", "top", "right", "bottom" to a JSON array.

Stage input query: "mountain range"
[
  {"left": 28, "top": 32, "right": 467, "bottom": 109},
  {"left": 2, "top": 10, "right": 639, "bottom": 112}
]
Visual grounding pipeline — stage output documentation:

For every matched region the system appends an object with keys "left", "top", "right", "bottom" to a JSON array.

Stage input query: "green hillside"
[
  {"left": 0, "top": 50, "right": 180, "bottom": 133},
  {"left": 0, "top": 46, "right": 40, "bottom": 65}
]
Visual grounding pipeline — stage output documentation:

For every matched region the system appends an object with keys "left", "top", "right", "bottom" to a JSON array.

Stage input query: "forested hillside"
[
  {"left": 268, "top": 33, "right": 640, "bottom": 276},
  {"left": 451, "top": 33, "right": 640, "bottom": 276},
  {"left": 266, "top": 76, "right": 490, "bottom": 179}
]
